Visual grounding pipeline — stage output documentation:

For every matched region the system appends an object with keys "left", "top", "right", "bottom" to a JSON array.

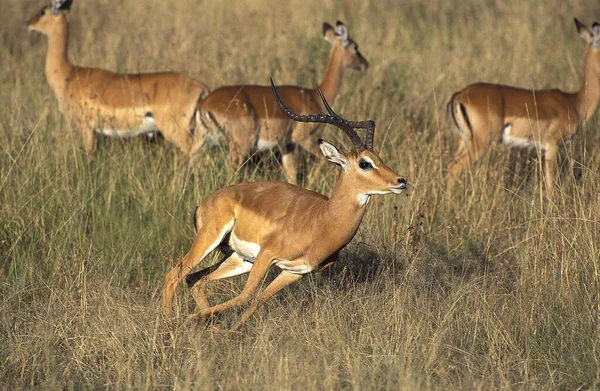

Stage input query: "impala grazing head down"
[
  {"left": 27, "top": 0, "right": 209, "bottom": 160},
  {"left": 190, "top": 21, "right": 369, "bottom": 184},
  {"left": 162, "top": 79, "right": 407, "bottom": 332},
  {"left": 447, "top": 18, "right": 600, "bottom": 196}
]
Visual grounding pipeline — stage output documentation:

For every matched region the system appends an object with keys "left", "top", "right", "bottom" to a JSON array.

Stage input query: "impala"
[
  {"left": 27, "top": 0, "right": 210, "bottom": 159},
  {"left": 162, "top": 79, "right": 407, "bottom": 331},
  {"left": 447, "top": 19, "right": 600, "bottom": 196},
  {"left": 190, "top": 21, "right": 369, "bottom": 184}
]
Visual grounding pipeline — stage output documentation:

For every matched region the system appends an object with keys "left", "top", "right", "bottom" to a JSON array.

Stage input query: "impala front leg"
[
  {"left": 294, "top": 124, "right": 328, "bottom": 186},
  {"left": 293, "top": 123, "right": 324, "bottom": 158},
  {"left": 447, "top": 136, "right": 490, "bottom": 192},
  {"left": 544, "top": 143, "right": 559, "bottom": 197},
  {"left": 75, "top": 116, "right": 96, "bottom": 162},
  {"left": 189, "top": 251, "right": 274, "bottom": 321},
  {"left": 189, "top": 253, "right": 252, "bottom": 311},
  {"left": 569, "top": 132, "right": 586, "bottom": 181},
  {"left": 281, "top": 141, "right": 298, "bottom": 185},
  {"left": 155, "top": 115, "right": 193, "bottom": 156},
  {"left": 230, "top": 271, "right": 303, "bottom": 332}
]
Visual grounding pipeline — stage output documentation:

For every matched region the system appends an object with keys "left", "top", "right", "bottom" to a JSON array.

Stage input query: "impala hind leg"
[
  {"left": 162, "top": 213, "right": 235, "bottom": 326},
  {"left": 446, "top": 137, "right": 490, "bottom": 192},
  {"left": 154, "top": 114, "right": 193, "bottom": 156},
  {"left": 189, "top": 253, "right": 253, "bottom": 311}
]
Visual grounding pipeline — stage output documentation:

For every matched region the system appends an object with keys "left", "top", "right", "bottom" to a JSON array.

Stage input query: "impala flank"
[
  {"left": 162, "top": 79, "right": 407, "bottom": 332},
  {"left": 447, "top": 19, "right": 600, "bottom": 195},
  {"left": 190, "top": 21, "right": 369, "bottom": 184},
  {"left": 27, "top": 0, "right": 210, "bottom": 160}
]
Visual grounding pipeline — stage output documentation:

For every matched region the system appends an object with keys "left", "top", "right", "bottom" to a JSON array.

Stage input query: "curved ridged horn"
[
  {"left": 313, "top": 85, "right": 376, "bottom": 148},
  {"left": 270, "top": 77, "right": 367, "bottom": 152},
  {"left": 313, "top": 84, "right": 375, "bottom": 150},
  {"left": 346, "top": 120, "right": 374, "bottom": 150}
]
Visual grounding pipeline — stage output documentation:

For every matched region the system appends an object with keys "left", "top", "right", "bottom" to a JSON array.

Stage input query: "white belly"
[
  {"left": 95, "top": 115, "right": 159, "bottom": 138},
  {"left": 501, "top": 124, "right": 547, "bottom": 150},
  {"left": 256, "top": 138, "right": 279, "bottom": 151}
]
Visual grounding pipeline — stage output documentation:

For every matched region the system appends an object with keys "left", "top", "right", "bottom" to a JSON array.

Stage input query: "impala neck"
[
  {"left": 321, "top": 171, "right": 369, "bottom": 244},
  {"left": 576, "top": 46, "right": 600, "bottom": 122},
  {"left": 317, "top": 44, "right": 346, "bottom": 107},
  {"left": 45, "top": 17, "right": 73, "bottom": 91}
]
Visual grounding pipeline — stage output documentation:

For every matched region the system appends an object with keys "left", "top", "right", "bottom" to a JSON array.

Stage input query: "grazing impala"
[
  {"left": 27, "top": 0, "right": 209, "bottom": 159},
  {"left": 447, "top": 19, "right": 600, "bottom": 196},
  {"left": 162, "top": 79, "right": 407, "bottom": 331},
  {"left": 190, "top": 21, "right": 369, "bottom": 184}
]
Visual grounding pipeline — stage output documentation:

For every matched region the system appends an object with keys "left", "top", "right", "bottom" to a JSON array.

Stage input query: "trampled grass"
[{"left": 1, "top": 0, "right": 599, "bottom": 389}]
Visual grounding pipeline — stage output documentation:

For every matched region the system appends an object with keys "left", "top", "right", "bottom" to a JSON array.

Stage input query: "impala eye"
[{"left": 358, "top": 160, "right": 373, "bottom": 171}]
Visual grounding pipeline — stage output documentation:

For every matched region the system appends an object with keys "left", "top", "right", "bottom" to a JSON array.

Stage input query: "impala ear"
[
  {"left": 334, "top": 21, "right": 349, "bottom": 41},
  {"left": 319, "top": 139, "right": 349, "bottom": 169},
  {"left": 52, "top": 0, "right": 73, "bottom": 14},
  {"left": 592, "top": 22, "right": 600, "bottom": 48},
  {"left": 323, "top": 22, "right": 335, "bottom": 44},
  {"left": 61, "top": 0, "right": 73, "bottom": 11},
  {"left": 575, "top": 18, "right": 592, "bottom": 43}
]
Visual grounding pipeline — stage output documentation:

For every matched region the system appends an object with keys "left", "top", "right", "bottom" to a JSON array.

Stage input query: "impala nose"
[
  {"left": 397, "top": 177, "right": 408, "bottom": 189},
  {"left": 361, "top": 61, "right": 369, "bottom": 72}
]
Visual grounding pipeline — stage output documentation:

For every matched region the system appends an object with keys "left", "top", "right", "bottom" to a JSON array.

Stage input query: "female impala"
[
  {"left": 447, "top": 19, "right": 600, "bottom": 196},
  {"left": 190, "top": 21, "right": 369, "bottom": 184},
  {"left": 27, "top": 0, "right": 209, "bottom": 159},
  {"left": 162, "top": 79, "right": 408, "bottom": 331}
]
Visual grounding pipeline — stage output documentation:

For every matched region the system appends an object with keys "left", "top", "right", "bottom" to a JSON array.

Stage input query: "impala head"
[
  {"left": 323, "top": 21, "right": 369, "bottom": 72},
  {"left": 270, "top": 78, "right": 407, "bottom": 199},
  {"left": 576, "top": 19, "right": 600, "bottom": 49},
  {"left": 26, "top": 0, "right": 72, "bottom": 34},
  {"left": 318, "top": 140, "right": 408, "bottom": 198}
]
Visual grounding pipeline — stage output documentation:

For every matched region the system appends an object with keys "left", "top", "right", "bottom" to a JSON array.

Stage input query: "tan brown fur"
[
  {"left": 447, "top": 19, "right": 600, "bottom": 196},
  {"left": 191, "top": 21, "right": 369, "bottom": 184},
  {"left": 162, "top": 86, "right": 407, "bottom": 332},
  {"left": 27, "top": 2, "right": 209, "bottom": 159}
]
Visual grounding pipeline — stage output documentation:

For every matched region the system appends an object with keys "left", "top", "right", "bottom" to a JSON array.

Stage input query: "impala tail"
[{"left": 447, "top": 95, "right": 473, "bottom": 143}]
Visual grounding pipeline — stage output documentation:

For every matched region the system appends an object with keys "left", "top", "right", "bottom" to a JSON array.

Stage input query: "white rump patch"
[
  {"left": 502, "top": 125, "right": 547, "bottom": 150},
  {"left": 275, "top": 259, "right": 314, "bottom": 274},
  {"left": 228, "top": 233, "right": 261, "bottom": 261},
  {"left": 256, "top": 138, "right": 279, "bottom": 151},
  {"left": 95, "top": 115, "right": 159, "bottom": 138}
]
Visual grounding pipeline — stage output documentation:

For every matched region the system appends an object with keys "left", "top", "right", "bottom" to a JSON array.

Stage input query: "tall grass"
[{"left": 1, "top": 0, "right": 599, "bottom": 389}]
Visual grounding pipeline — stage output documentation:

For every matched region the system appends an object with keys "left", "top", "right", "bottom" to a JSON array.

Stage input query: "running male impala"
[
  {"left": 190, "top": 21, "right": 369, "bottom": 184},
  {"left": 162, "top": 79, "right": 408, "bottom": 331},
  {"left": 447, "top": 19, "right": 600, "bottom": 196},
  {"left": 27, "top": 0, "right": 209, "bottom": 159}
]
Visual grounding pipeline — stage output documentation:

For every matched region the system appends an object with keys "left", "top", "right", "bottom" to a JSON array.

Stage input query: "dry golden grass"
[{"left": 1, "top": 0, "right": 600, "bottom": 389}]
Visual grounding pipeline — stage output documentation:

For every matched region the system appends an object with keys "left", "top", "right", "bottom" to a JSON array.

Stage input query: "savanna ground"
[{"left": 1, "top": 0, "right": 600, "bottom": 389}]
